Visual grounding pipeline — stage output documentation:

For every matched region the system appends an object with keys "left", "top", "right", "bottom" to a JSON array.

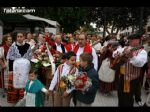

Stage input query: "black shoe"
[
  {"left": 143, "top": 103, "right": 148, "bottom": 107},
  {"left": 137, "top": 101, "right": 144, "bottom": 107}
]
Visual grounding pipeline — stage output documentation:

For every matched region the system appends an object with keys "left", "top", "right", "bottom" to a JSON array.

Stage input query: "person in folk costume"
[
  {"left": 91, "top": 34, "right": 102, "bottom": 71},
  {"left": 6, "top": 32, "right": 32, "bottom": 104},
  {"left": 91, "top": 34, "right": 102, "bottom": 51},
  {"left": 86, "top": 35, "right": 91, "bottom": 45},
  {"left": 73, "top": 33, "right": 98, "bottom": 71},
  {"left": 62, "top": 33, "right": 69, "bottom": 46},
  {"left": 2, "top": 34, "right": 13, "bottom": 59},
  {"left": 44, "top": 29, "right": 55, "bottom": 47},
  {"left": 103, "top": 35, "right": 111, "bottom": 47},
  {"left": 143, "top": 36, "right": 150, "bottom": 106},
  {"left": 52, "top": 34, "right": 67, "bottom": 68},
  {"left": 44, "top": 30, "right": 56, "bottom": 54},
  {"left": 65, "top": 36, "right": 76, "bottom": 52},
  {"left": 52, "top": 33, "right": 67, "bottom": 54},
  {"left": 0, "top": 34, "right": 12, "bottom": 89},
  {"left": 24, "top": 32, "right": 36, "bottom": 50},
  {"left": 98, "top": 41, "right": 119, "bottom": 96},
  {"left": 24, "top": 69, "right": 49, "bottom": 107},
  {"left": 141, "top": 36, "right": 150, "bottom": 93},
  {"left": 49, "top": 51, "right": 78, "bottom": 107},
  {"left": 114, "top": 34, "right": 147, "bottom": 107},
  {"left": 75, "top": 53, "right": 99, "bottom": 107}
]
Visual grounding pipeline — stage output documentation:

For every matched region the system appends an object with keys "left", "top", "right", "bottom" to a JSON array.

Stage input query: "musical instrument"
[
  {"left": 91, "top": 39, "right": 101, "bottom": 47},
  {"left": 111, "top": 45, "right": 143, "bottom": 70}
]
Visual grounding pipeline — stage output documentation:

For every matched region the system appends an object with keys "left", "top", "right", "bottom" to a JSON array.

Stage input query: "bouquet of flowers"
[
  {"left": 59, "top": 74, "right": 77, "bottom": 89},
  {"left": 74, "top": 72, "right": 92, "bottom": 92},
  {"left": 31, "top": 45, "right": 51, "bottom": 70}
]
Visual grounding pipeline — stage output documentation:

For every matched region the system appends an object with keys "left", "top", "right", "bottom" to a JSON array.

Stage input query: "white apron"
[{"left": 13, "top": 58, "right": 31, "bottom": 88}]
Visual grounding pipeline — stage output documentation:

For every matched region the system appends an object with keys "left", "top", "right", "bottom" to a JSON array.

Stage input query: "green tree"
[
  {"left": 88, "top": 7, "right": 150, "bottom": 37},
  {"left": 33, "top": 7, "right": 90, "bottom": 33}
]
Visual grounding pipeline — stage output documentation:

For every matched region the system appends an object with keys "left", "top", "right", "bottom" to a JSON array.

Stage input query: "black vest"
[{"left": 53, "top": 44, "right": 66, "bottom": 53}]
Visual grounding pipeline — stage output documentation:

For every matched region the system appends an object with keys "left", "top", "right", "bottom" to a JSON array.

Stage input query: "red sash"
[
  {"left": 73, "top": 43, "right": 92, "bottom": 54},
  {"left": 65, "top": 43, "right": 75, "bottom": 52}
]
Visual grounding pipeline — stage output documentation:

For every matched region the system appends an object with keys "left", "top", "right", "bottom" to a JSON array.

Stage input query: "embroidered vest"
[
  {"left": 53, "top": 44, "right": 66, "bottom": 54},
  {"left": 120, "top": 48, "right": 143, "bottom": 93}
]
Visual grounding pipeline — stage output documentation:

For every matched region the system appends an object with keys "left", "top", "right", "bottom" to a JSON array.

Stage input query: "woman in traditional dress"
[
  {"left": 98, "top": 42, "right": 119, "bottom": 96},
  {"left": 0, "top": 34, "right": 12, "bottom": 91},
  {"left": 6, "top": 32, "right": 32, "bottom": 104}
]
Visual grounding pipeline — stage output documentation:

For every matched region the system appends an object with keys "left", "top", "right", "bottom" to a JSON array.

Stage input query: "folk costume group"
[{"left": 0, "top": 30, "right": 150, "bottom": 107}]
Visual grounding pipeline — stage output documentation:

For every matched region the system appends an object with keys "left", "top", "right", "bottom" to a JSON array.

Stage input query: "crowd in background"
[{"left": 0, "top": 29, "right": 150, "bottom": 107}]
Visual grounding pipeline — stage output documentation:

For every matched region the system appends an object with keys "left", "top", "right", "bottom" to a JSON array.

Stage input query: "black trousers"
[
  {"left": 141, "top": 63, "right": 149, "bottom": 89},
  {"left": 118, "top": 75, "right": 141, "bottom": 107}
]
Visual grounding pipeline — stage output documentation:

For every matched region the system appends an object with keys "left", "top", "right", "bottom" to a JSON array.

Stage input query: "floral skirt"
[{"left": 7, "top": 72, "right": 24, "bottom": 103}]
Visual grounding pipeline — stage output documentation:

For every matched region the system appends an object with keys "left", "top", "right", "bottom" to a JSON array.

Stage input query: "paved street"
[{"left": 0, "top": 87, "right": 148, "bottom": 107}]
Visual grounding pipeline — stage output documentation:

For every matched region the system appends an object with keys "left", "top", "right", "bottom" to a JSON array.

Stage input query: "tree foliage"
[
  {"left": 88, "top": 7, "right": 150, "bottom": 36},
  {"left": 1, "top": 7, "right": 149, "bottom": 35},
  {"left": 33, "top": 7, "right": 90, "bottom": 33}
]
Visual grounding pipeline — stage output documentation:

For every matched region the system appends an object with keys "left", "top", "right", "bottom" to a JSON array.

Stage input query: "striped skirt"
[
  {"left": 7, "top": 72, "right": 24, "bottom": 103},
  {"left": 0, "top": 67, "right": 9, "bottom": 89},
  {"left": 99, "top": 70, "right": 119, "bottom": 93}
]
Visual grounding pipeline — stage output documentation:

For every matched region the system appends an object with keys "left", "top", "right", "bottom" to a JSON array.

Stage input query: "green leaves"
[{"left": 33, "top": 7, "right": 150, "bottom": 35}]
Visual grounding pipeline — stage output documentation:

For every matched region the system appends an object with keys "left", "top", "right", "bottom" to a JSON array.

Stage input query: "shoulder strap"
[
  {"left": 69, "top": 66, "right": 76, "bottom": 74},
  {"left": 57, "top": 64, "right": 64, "bottom": 87},
  {"left": 73, "top": 44, "right": 79, "bottom": 54},
  {"left": 61, "top": 44, "right": 66, "bottom": 53}
]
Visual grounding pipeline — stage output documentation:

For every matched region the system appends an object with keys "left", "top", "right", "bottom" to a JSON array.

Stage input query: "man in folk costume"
[
  {"left": 114, "top": 34, "right": 147, "bottom": 107},
  {"left": 52, "top": 34, "right": 67, "bottom": 54},
  {"left": 65, "top": 36, "right": 76, "bottom": 52},
  {"left": 91, "top": 34, "right": 102, "bottom": 51},
  {"left": 44, "top": 29, "right": 55, "bottom": 47},
  {"left": 52, "top": 34, "right": 67, "bottom": 68},
  {"left": 0, "top": 34, "right": 12, "bottom": 90},
  {"left": 142, "top": 36, "right": 150, "bottom": 92},
  {"left": 73, "top": 33, "right": 98, "bottom": 71},
  {"left": 6, "top": 32, "right": 32, "bottom": 104}
]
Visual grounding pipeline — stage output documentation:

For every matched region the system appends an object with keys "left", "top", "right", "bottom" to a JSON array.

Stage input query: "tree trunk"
[
  {"left": 106, "top": 28, "right": 110, "bottom": 35},
  {"left": 103, "top": 13, "right": 107, "bottom": 37},
  {"left": 111, "top": 21, "right": 115, "bottom": 34},
  {"left": 131, "top": 26, "right": 134, "bottom": 33},
  {"left": 115, "top": 27, "right": 120, "bottom": 35}
]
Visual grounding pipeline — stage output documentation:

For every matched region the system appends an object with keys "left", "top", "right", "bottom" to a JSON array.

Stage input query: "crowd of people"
[{"left": 0, "top": 29, "right": 150, "bottom": 107}]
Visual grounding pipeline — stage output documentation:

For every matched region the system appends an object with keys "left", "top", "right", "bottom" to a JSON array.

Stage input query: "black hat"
[{"left": 128, "top": 33, "right": 141, "bottom": 40}]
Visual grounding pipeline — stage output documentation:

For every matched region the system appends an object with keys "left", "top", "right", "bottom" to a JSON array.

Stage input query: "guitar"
[{"left": 111, "top": 45, "right": 143, "bottom": 70}]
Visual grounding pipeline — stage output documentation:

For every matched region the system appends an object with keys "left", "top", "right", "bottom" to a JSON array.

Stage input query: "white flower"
[
  {"left": 42, "top": 61, "right": 51, "bottom": 67},
  {"left": 67, "top": 74, "right": 77, "bottom": 85},
  {"left": 31, "top": 58, "right": 39, "bottom": 63}
]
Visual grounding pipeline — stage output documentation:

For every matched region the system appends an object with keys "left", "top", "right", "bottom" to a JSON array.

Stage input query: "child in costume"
[
  {"left": 49, "top": 51, "right": 78, "bottom": 107},
  {"left": 24, "top": 69, "right": 49, "bottom": 107}
]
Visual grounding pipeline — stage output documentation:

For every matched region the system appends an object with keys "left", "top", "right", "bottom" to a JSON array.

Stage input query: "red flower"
[{"left": 74, "top": 72, "right": 91, "bottom": 90}]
